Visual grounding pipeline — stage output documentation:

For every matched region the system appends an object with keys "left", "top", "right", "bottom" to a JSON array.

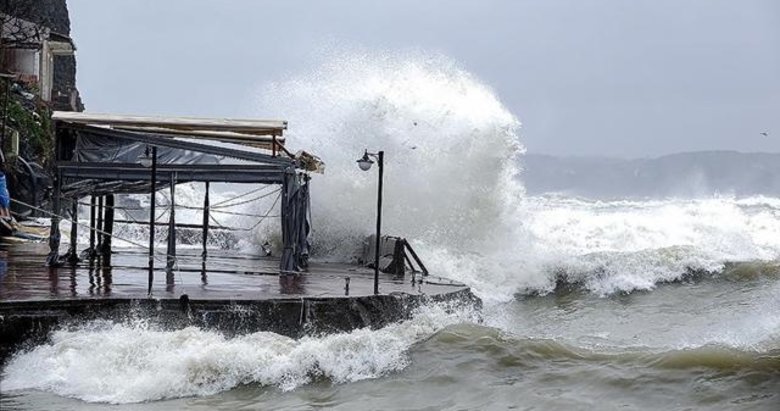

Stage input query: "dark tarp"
[
  {"left": 74, "top": 128, "right": 219, "bottom": 166},
  {"left": 56, "top": 125, "right": 293, "bottom": 197},
  {"left": 280, "top": 168, "right": 311, "bottom": 273}
]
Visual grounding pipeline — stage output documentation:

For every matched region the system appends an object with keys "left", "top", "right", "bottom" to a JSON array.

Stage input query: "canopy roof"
[
  {"left": 51, "top": 111, "right": 288, "bottom": 152},
  {"left": 47, "top": 112, "right": 314, "bottom": 273},
  {"left": 51, "top": 111, "right": 314, "bottom": 197}
]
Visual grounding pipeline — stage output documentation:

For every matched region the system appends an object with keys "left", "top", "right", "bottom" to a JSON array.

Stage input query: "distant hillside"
[{"left": 521, "top": 151, "right": 780, "bottom": 199}]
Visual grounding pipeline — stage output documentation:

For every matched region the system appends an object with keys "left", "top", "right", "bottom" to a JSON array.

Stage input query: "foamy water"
[{"left": 2, "top": 303, "right": 478, "bottom": 404}]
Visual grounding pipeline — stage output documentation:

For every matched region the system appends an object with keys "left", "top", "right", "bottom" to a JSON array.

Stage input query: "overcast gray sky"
[{"left": 68, "top": 0, "right": 779, "bottom": 158}]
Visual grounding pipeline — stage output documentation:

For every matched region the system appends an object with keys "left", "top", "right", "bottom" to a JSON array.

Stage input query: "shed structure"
[{"left": 47, "top": 111, "right": 317, "bottom": 293}]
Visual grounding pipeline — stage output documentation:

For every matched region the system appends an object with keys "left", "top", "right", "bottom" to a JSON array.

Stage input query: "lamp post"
[
  {"left": 140, "top": 145, "right": 157, "bottom": 295},
  {"left": 357, "top": 149, "right": 384, "bottom": 295}
]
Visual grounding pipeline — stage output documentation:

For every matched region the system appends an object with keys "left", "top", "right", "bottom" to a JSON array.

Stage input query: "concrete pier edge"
[{"left": 0, "top": 287, "right": 480, "bottom": 365}]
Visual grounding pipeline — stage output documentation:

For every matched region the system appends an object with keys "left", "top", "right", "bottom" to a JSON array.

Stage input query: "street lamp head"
[
  {"left": 138, "top": 147, "right": 153, "bottom": 168},
  {"left": 357, "top": 150, "right": 374, "bottom": 171}
]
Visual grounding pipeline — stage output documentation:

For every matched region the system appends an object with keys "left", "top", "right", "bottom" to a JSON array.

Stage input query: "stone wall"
[
  {"left": 0, "top": 0, "right": 71, "bottom": 35},
  {"left": 0, "top": 0, "right": 82, "bottom": 111},
  {"left": 0, "top": 289, "right": 481, "bottom": 364}
]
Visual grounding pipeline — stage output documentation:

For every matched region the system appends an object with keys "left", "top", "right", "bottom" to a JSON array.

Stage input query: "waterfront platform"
[{"left": 0, "top": 243, "right": 475, "bottom": 362}]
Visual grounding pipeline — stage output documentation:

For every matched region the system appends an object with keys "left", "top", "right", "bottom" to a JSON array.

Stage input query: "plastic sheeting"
[
  {"left": 75, "top": 128, "right": 219, "bottom": 165},
  {"left": 280, "top": 168, "right": 311, "bottom": 273}
]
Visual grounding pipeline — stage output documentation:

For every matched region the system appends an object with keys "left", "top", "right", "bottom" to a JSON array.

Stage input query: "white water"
[
  {"left": 1, "top": 303, "right": 477, "bottom": 404},
  {"left": 515, "top": 195, "right": 780, "bottom": 296},
  {"left": 5, "top": 50, "right": 780, "bottom": 404}
]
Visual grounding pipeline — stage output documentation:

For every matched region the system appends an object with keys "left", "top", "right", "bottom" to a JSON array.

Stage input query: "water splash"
[
  {"left": 1, "top": 304, "right": 477, "bottom": 404},
  {"left": 256, "top": 50, "right": 525, "bottom": 258}
]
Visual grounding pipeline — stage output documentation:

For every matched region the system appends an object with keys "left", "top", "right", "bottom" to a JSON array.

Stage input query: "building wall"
[
  {"left": 0, "top": 0, "right": 81, "bottom": 110},
  {"left": 0, "top": 0, "right": 70, "bottom": 35}
]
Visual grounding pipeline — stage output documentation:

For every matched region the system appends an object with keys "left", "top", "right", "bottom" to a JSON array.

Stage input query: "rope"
[
  {"left": 210, "top": 184, "right": 274, "bottom": 208},
  {"left": 11, "top": 198, "right": 173, "bottom": 265},
  {"left": 209, "top": 187, "right": 281, "bottom": 210},
  {"left": 73, "top": 189, "right": 279, "bottom": 219},
  {"left": 245, "top": 191, "right": 282, "bottom": 231},
  {"left": 77, "top": 202, "right": 146, "bottom": 212},
  {"left": 74, "top": 198, "right": 172, "bottom": 225},
  {"left": 208, "top": 213, "right": 229, "bottom": 230},
  {"left": 207, "top": 190, "right": 281, "bottom": 232},
  {"left": 211, "top": 209, "right": 279, "bottom": 218},
  {"left": 31, "top": 181, "right": 285, "bottom": 265},
  {"left": 154, "top": 206, "right": 171, "bottom": 222}
]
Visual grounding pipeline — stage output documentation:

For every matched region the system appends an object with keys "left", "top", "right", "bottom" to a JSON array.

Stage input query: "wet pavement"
[{"left": 0, "top": 243, "right": 466, "bottom": 302}]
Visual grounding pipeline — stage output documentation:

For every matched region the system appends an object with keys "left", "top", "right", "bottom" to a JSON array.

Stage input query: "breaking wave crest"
[
  {"left": 256, "top": 49, "right": 524, "bottom": 258},
  {"left": 519, "top": 195, "right": 780, "bottom": 296},
  {"left": 1, "top": 304, "right": 478, "bottom": 404}
]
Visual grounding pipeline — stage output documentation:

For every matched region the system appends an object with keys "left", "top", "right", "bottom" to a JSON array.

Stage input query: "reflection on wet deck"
[{"left": 0, "top": 244, "right": 464, "bottom": 302}]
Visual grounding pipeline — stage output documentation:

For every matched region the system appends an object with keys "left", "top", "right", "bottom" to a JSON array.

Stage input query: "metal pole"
[
  {"left": 166, "top": 172, "right": 176, "bottom": 276},
  {"left": 67, "top": 198, "right": 78, "bottom": 264},
  {"left": 202, "top": 181, "right": 209, "bottom": 258},
  {"left": 102, "top": 194, "right": 115, "bottom": 257},
  {"left": 46, "top": 169, "right": 62, "bottom": 266},
  {"left": 373, "top": 151, "right": 384, "bottom": 295},
  {"left": 96, "top": 196, "right": 103, "bottom": 249},
  {"left": 148, "top": 146, "right": 157, "bottom": 295},
  {"left": 88, "top": 195, "right": 96, "bottom": 255}
]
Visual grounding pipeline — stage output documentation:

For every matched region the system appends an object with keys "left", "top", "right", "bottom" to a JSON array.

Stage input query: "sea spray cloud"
[
  {"left": 246, "top": 49, "right": 554, "bottom": 301},
  {"left": 254, "top": 49, "right": 525, "bottom": 259}
]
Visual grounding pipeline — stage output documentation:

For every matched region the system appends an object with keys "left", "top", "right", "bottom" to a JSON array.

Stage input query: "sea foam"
[{"left": 1, "top": 303, "right": 476, "bottom": 404}]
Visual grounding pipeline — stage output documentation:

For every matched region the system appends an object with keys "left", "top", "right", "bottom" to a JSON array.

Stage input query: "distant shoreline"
[{"left": 521, "top": 151, "right": 780, "bottom": 199}]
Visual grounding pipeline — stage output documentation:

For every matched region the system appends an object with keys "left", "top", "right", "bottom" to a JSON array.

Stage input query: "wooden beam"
[
  {"left": 112, "top": 126, "right": 285, "bottom": 146},
  {"left": 52, "top": 111, "right": 287, "bottom": 136}
]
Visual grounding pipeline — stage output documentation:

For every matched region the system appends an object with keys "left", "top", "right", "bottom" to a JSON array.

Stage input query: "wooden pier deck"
[{"left": 0, "top": 244, "right": 466, "bottom": 302}]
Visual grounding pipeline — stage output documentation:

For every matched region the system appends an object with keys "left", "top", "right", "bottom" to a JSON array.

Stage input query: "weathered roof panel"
[{"left": 52, "top": 111, "right": 288, "bottom": 136}]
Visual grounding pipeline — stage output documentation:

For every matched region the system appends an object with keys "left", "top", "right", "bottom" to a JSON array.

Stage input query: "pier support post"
[
  {"left": 65, "top": 198, "right": 79, "bottom": 265},
  {"left": 148, "top": 146, "right": 157, "bottom": 295},
  {"left": 96, "top": 196, "right": 103, "bottom": 251},
  {"left": 166, "top": 173, "right": 176, "bottom": 279},
  {"left": 201, "top": 181, "right": 209, "bottom": 259},
  {"left": 101, "top": 194, "right": 114, "bottom": 258},
  {"left": 45, "top": 170, "right": 62, "bottom": 266},
  {"left": 88, "top": 195, "right": 96, "bottom": 258}
]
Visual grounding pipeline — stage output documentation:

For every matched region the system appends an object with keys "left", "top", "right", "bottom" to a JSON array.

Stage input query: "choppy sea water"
[
  {"left": 2, "top": 51, "right": 779, "bottom": 409},
  {"left": 1, "top": 267, "right": 778, "bottom": 410}
]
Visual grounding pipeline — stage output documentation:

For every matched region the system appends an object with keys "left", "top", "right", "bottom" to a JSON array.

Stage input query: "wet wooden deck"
[{"left": 0, "top": 243, "right": 467, "bottom": 302}]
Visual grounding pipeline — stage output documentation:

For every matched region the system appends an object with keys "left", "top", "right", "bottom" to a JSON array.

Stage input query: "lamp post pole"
[
  {"left": 357, "top": 149, "right": 385, "bottom": 295},
  {"left": 373, "top": 151, "right": 384, "bottom": 295}
]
